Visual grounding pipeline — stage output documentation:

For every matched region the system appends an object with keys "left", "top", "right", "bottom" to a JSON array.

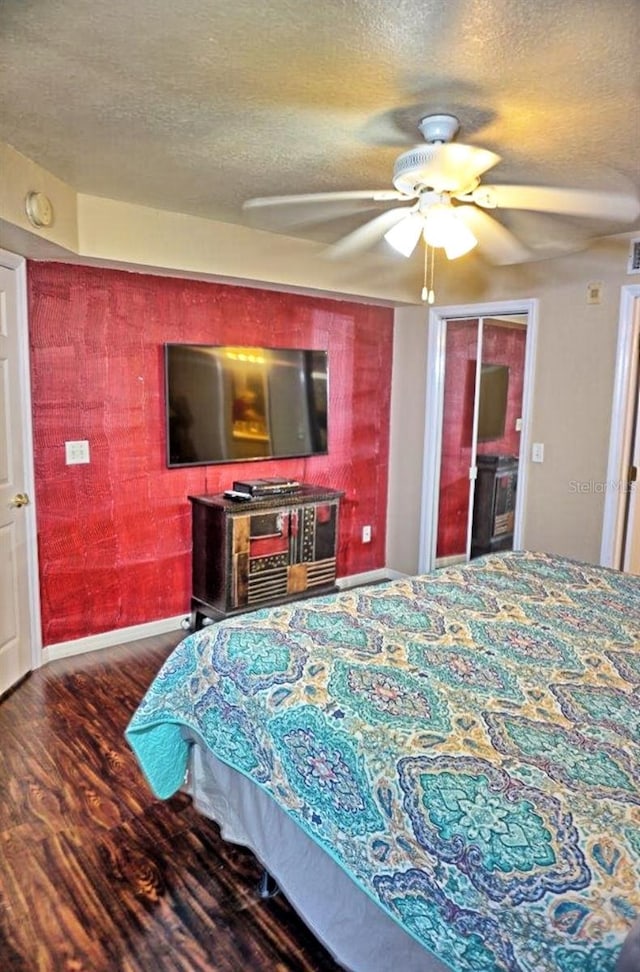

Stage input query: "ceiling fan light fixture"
[
  {"left": 384, "top": 212, "right": 423, "bottom": 257},
  {"left": 443, "top": 221, "right": 478, "bottom": 259},
  {"left": 423, "top": 201, "right": 477, "bottom": 258}
]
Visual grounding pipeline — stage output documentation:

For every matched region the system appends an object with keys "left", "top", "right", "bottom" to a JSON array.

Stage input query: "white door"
[
  {"left": 0, "top": 261, "right": 35, "bottom": 695},
  {"left": 601, "top": 287, "right": 640, "bottom": 571}
]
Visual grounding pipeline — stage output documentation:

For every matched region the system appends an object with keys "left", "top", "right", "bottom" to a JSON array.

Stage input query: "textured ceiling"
[{"left": 1, "top": 0, "right": 639, "bottom": 259}]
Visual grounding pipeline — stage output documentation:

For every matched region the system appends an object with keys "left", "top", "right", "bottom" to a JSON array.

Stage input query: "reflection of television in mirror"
[
  {"left": 165, "top": 344, "right": 328, "bottom": 467},
  {"left": 477, "top": 363, "right": 509, "bottom": 441}
]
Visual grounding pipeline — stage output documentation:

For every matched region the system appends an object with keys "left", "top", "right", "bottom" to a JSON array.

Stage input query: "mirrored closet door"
[{"left": 435, "top": 314, "right": 528, "bottom": 568}]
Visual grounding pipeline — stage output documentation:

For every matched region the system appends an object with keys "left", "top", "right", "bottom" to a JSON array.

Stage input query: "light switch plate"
[
  {"left": 531, "top": 442, "right": 544, "bottom": 463},
  {"left": 65, "top": 440, "right": 90, "bottom": 465}
]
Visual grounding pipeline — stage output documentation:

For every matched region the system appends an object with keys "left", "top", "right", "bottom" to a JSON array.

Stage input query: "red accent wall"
[{"left": 28, "top": 263, "right": 393, "bottom": 646}]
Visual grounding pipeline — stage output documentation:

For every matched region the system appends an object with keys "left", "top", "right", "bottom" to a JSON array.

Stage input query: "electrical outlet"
[
  {"left": 362, "top": 525, "right": 372, "bottom": 543},
  {"left": 65, "top": 440, "right": 90, "bottom": 465}
]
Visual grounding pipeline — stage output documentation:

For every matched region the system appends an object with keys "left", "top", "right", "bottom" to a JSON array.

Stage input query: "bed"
[{"left": 126, "top": 550, "right": 640, "bottom": 972}]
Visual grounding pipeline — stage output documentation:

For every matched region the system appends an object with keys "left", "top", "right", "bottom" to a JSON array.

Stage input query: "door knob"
[{"left": 8, "top": 492, "right": 30, "bottom": 509}]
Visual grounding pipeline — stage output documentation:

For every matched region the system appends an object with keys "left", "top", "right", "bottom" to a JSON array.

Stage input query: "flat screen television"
[
  {"left": 477, "top": 363, "right": 509, "bottom": 441},
  {"left": 165, "top": 344, "right": 328, "bottom": 467}
]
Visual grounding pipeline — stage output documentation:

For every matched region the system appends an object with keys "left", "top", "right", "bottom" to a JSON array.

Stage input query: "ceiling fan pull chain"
[
  {"left": 421, "top": 244, "right": 429, "bottom": 302},
  {"left": 421, "top": 244, "right": 436, "bottom": 304},
  {"left": 429, "top": 245, "right": 436, "bottom": 304}
]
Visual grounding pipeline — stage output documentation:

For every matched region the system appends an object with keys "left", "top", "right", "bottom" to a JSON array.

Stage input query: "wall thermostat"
[{"left": 25, "top": 191, "right": 53, "bottom": 228}]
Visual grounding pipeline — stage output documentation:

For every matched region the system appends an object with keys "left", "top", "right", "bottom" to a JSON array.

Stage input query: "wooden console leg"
[{"left": 189, "top": 603, "right": 204, "bottom": 632}]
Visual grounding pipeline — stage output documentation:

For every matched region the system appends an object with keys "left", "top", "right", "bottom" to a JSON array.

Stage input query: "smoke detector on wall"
[{"left": 25, "top": 191, "right": 53, "bottom": 228}]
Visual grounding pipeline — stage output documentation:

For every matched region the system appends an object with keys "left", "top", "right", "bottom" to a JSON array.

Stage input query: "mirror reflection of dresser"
[{"left": 471, "top": 455, "right": 519, "bottom": 558}]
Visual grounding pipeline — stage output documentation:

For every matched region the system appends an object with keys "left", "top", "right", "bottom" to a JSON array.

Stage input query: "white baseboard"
[
  {"left": 39, "top": 569, "right": 407, "bottom": 666},
  {"left": 434, "top": 554, "right": 467, "bottom": 569},
  {"left": 337, "top": 567, "right": 405, "bottom": 589},
  {"left": 41, "top": 614, "right": 187, "bottom": 666}
]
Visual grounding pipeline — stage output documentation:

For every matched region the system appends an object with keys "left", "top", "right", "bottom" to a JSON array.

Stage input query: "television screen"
[
  {"left": 165, "top": 344, "right": 328, "bottom": 466},
  {"left": 477, "top": 363, "right": 509, "bottom": 441}
]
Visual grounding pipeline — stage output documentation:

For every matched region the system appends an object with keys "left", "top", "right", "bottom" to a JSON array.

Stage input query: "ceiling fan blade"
[
  {"left": 455, "top": 206, "right": 532, "bottom": 265},
  {"left": 468, "top": 184, "right": 640, "bottom": 222},
  {"left": 243, "top": 189, "right": 405, "bottom": 211},
  {"left": 324, "top": 206, "right": 415, "bottom": 259},
  {"left": 502, "top": 210, "right": 592, "bottom": 260},
  {"left": 423, "top": 143, "right": 501, "bottom": 193},
  {"left": 243, "top": 198, "right": 398, "bottom": 232}
]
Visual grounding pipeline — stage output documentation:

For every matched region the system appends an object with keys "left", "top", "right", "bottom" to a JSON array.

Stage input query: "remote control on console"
[{"left": 223, "top": 489, "right": 253, "bottom": 501}]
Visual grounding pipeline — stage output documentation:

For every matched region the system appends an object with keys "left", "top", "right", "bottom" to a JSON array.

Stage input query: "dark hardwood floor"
[{"left": 0, "top": 633, "right": 343, "bottom": 971}]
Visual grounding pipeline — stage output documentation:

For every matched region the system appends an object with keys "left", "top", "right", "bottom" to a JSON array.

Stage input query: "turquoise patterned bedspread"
[{"left": 126, "top": 551, "right": 640, "bottom": 972}]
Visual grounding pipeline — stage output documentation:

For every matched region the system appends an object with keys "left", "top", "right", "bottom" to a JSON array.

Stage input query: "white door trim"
[
  {"left": 418, "top": 297, "right": 539, "bottom": 574},
  {"left": 601, "top": 285, "right": 640, "bottom": 568},
  {"left": 622, "top": 370, "right": 640, "bottom": 572},
  {"left": 0, "top": 248, "right": 43, "bottom": 669}
]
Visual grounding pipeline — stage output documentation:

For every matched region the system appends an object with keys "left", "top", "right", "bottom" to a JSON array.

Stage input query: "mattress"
[{"left": 127, "top": 551, "right": 640, "bottom": 971}]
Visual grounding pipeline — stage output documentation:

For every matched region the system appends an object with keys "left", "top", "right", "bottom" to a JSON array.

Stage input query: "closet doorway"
[
  {"left": 601, "top": 286, "right": 640, "bottom": 574},
  {"left": 621, "top": 353, "right": 640, "bottom": 574},
  {"left": 419, "top": 300, "right": 538, "bottom": 574}
]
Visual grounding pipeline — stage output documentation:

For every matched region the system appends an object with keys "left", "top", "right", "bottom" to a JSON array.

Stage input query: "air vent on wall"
[{"left": 628, "top": 237, "right": 640, "bottom": 274}]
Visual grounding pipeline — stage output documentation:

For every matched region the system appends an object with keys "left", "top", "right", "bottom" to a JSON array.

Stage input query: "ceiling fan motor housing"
[{"left": 392, "top": 146, "right": 442, "bottom": 195}]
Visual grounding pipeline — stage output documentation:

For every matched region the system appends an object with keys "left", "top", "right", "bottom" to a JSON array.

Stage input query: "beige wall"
[{"left": 388, "top": 236, "right": 637, "bottom": 573}]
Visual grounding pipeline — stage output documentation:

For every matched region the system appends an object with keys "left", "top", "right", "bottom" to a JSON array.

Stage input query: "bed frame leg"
[{"left": 256, "top": 869, "right": 279, "bottom": 899}]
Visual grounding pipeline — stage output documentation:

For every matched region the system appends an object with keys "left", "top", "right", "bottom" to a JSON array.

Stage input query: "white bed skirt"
[{"left": 184, "top": 731, "right": 447, "bottom": 972}]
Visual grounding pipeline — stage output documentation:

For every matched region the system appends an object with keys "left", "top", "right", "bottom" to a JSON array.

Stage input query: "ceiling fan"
[{"left": 243, "top": 114, "right": 640, "bottom": 271}]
